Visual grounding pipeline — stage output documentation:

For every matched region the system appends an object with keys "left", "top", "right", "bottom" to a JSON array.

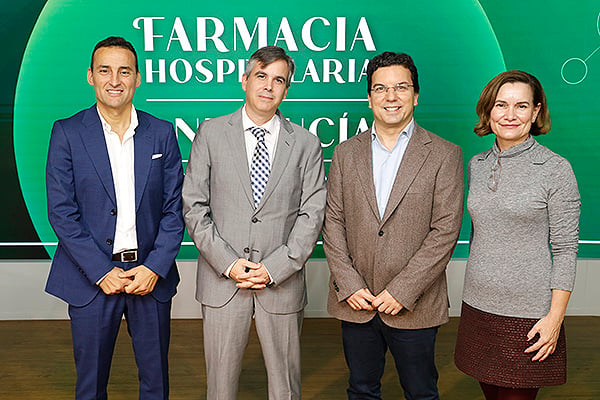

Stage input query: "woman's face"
[{"left": 489, "top": 82, "right": 541, "bottom": 151}]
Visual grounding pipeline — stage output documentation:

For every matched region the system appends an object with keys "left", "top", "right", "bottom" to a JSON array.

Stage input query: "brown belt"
[{"left": 112, "top": 249, "right": 138, "bottom": 262}]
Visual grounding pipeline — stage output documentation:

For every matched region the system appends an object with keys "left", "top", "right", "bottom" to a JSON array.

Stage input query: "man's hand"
[
  {"left": 230, "top": 259, "right": 270, "bottom": 290},
  {"left": 229, "top": 259, "right": 258, "bottom": 282},
  {"left": 372, "top": 289, "right": 404, "bottom": 315},
  {"left": 120, "top": 265, "right": 159, "bottom": 296},
  {"left": 98, "top": 267, "right": 130, "bottom": 295},
  {"left": 346, "top": 288, "right": 376, "bottom": 311}
]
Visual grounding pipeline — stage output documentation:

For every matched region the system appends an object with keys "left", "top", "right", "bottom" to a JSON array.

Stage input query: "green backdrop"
[{"left": 3, "top": 0, "right": 599, "bottom": 259}]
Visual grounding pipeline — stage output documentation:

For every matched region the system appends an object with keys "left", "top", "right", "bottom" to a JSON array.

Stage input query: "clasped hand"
[
  {"left": 229, "top": 258, "right": 270, "bottom": 290},
  {"left": 98, "top": 265, "right": 159, "bottom": 296},
  {"left": 346, "top": 288, "right": 404, "bottom": 315}
]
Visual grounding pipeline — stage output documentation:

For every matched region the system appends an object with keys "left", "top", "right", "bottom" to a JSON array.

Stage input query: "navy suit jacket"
[{"left": 45, "top": 105, "right": 184, "bottom": 307}]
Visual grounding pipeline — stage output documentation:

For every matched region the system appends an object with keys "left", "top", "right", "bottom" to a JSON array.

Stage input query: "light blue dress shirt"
[{"left": 372, "top": 119, "right": 414, "bottom": 219}]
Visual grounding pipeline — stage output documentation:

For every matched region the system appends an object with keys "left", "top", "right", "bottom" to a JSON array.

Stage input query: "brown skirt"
[{"left": 454, "top": 302, "right": 566, "bottom": 388}]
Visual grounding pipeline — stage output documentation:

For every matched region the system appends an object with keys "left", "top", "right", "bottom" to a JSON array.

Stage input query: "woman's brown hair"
[{"left": 474, "top": 70, "right": 551, "bottom": 137}]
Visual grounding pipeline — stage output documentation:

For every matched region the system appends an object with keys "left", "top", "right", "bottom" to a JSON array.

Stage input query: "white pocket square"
[{"left": 152, "top": 153, "right": 163, "bottom": 159}]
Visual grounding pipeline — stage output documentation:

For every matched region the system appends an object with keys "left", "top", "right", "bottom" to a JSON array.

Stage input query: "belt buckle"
[{"left": 120, "top": 250, "right": 138, "bottom": 263}]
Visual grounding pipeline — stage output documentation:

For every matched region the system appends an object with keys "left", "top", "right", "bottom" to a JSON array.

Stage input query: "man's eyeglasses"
[{"left": 370, "top": 83, "right": 414, "bottom": 95}]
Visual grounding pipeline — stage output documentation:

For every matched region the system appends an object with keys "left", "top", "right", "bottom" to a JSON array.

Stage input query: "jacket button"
[
  {"left": 106, "top": 238, "right": 113, "bottom": 245},
  {"left": 244, "top": 247, "right": 250, "bottom": 254},
  {"left": 110, "top": 209, "right": 117, "bottom": 216},
  {"left": 378, "top": 230, "right": 384, "bottom": 236},
  {"left": 252, "top": 217, "right": 258, "bottom": 223}
]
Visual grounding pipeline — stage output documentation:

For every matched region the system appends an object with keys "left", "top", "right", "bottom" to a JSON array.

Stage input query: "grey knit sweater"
[{"left": 462, "top": 136, "right": 580, "bottom": 319}]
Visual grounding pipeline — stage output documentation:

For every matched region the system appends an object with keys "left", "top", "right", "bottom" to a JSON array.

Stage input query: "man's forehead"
[
  {"left": 93, "top": 47, "right": 135, "bottom": 64},
  {"left": 373, "top": 64, "right": 410, "bottom": 76},
  {"left": 251, "top": 60, "right": 288, "bottom": 75},
  {"left": 95, "top": 64, "right": 135, "bottom": 70}
]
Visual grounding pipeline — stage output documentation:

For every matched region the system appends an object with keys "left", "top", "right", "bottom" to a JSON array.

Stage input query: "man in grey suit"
[
  {"left": 323, "top": 52, "right": 464, "bottom": 399},
  {"left": 182, "top": 46, "right": 326, "bottom": 400}
]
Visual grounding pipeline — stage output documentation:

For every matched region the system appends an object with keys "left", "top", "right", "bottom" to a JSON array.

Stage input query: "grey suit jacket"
[
  {"left": 323, "top": 124, "right": 464, "bottom": 329},
  {"left": 182, "top": 107, "right": 326, "bottom": 314}
]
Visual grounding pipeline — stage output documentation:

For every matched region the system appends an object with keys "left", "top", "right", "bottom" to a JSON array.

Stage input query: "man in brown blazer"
[{"left": 323, "top": 52, "right": 464, "bottom": 400}]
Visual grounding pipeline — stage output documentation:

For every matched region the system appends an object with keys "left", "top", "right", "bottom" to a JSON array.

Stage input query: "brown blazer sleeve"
[{"left": 323, "top": 146, "right": 369, "bottom": 301}]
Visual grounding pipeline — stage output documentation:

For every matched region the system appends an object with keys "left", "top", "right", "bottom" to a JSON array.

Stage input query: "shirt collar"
[
  {"left": 371, "top": 118, "right": 415, "bottom": 147},
  {"left": 242, "top": 105, "right": 279, "bottom": 134},
  {"left": 97, "top": 104, "right": 139, "bottom": 140}
]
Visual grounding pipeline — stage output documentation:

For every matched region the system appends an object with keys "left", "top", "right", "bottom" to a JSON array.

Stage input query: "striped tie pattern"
[{"left": 249, "top": 127, "right": 270, "bottom": 207}]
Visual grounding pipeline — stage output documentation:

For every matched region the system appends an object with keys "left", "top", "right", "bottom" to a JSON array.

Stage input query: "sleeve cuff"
[{"left": 223, "top": 259, "right": 237, "bottom": 278}]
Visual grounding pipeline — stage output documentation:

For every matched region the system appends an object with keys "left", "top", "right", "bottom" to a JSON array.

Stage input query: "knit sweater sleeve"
[{"left": 546, "top": 158, "right": 580, "bottom": 292}]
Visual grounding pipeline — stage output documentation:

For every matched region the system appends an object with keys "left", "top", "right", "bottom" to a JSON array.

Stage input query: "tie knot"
[{"left": 250, "top": 126, "right": 268, "bottom": 141}]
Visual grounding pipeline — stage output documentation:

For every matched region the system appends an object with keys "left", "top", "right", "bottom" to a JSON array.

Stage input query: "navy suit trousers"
[
  {"left": 341, "top": 314, "right": 440, "bottom": 400},
  {"left": 68, "top": 286, "right": 172, "bottom": 400}
]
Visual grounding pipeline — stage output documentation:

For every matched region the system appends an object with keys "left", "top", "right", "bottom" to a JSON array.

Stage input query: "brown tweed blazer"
[{"left": 323, "top": 123, "right": 464, "bottom": 329}]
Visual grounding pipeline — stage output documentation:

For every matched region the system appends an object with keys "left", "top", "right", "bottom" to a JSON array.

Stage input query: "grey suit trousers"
[{"left": 202, "top": 289, "right": 303, "bottom": 400}]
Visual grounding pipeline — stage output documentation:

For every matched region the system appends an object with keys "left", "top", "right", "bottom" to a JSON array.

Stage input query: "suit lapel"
[
  {"left": 256, "top": 115, "right": 296, "bottom": 213},
  {"left": 134, "top": 111, "right": 153, "bottom": 212},
  {"left": 224, "top": 109, "right": 254, "bottom": 206},
  {"left": 381, "top": 124, "right": 431, "bottom": 225},
  {"left": 354, "top": 130, "right": 380, "bottom": 221},
  {"left": 80, "top": 106, "right": 116, "bottom": 204}
]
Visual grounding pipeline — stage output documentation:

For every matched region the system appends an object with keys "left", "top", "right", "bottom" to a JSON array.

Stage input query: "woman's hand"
[
  {"left": 524, "top": 313, "right": 562, "bottom": 361},
  {"left": 524, "top": 289, "right": 571, "bottom": 361}
]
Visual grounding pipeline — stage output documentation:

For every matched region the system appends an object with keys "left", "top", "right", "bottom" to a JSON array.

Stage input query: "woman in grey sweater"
[{"left": 454, "top": 70, "right": 580, "bottom": 400}]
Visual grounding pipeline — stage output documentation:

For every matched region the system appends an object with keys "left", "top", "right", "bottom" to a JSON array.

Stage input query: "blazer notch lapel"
[
  {"left": 255, "top": 126, "right": 296, "bottom": 212},
  {"left": 354, "top": 131, "right": 381, "bottom": 221},
  {"left": 81, "top": 108, "right": 116, "bottom": 204},
  {"left": 225, "top": 111, "right": 255, "bottom": 207},
  {"left": 134, "top": 124, "right": 153, "bottom": 211},
  {"left": 381, "top": 127, "right": 431, "bottom": 224}
]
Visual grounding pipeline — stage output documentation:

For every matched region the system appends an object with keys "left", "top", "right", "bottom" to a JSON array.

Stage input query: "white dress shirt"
[{"left": 97, "top": 105, "right": 139, "bottom": 254}]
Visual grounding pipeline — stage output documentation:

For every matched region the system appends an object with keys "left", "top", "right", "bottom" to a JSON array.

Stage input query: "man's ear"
[{"left": 241, "top": 74, "right": 248, "bottom": 92}]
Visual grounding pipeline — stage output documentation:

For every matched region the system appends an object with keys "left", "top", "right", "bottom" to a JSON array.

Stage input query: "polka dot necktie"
[{"left": 249, "top": 127, "right": 270, "bottom": 207}]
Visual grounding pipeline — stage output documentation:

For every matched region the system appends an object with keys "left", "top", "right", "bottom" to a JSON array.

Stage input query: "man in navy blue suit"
[{"left": 45, "top": 36, "right": 184, "bottom": 400}]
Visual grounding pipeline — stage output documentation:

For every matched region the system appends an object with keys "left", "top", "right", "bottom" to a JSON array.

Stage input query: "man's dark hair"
[
  {"left": 244, "top": 46, "right": 295, "bottom": 88},
  {"left": 366, "top": 52, "right": 419, "bottom": 94},
  {"left": 90, "top": 36, "right": 139, "bottom": 72}
]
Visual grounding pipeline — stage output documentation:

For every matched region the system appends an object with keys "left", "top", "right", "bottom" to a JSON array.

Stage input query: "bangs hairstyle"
[
  {"left": 366, "top": 52, "right": 419, "bottom": 94},
  {"left": 244, "top": 46, "right": 295, "bottom": 88},
  {"left": 474, "top": 70, "right": 550, "bottom": 137}
]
